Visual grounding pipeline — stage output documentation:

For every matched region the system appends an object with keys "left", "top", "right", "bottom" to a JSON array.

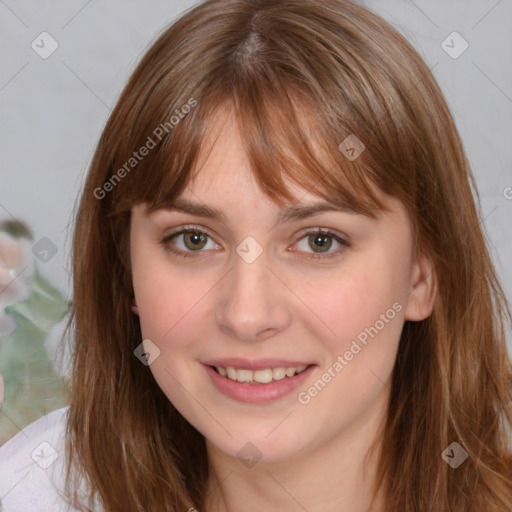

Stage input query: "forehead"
[
  {"left": 186, "top": 109, "right": 253, "bottom": 192},
  {"left": 184, "top": 105, "right": 333, "bottom": 205}
]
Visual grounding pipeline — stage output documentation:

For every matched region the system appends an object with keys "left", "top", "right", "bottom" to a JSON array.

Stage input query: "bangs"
[{"left": 113, "top": 79, "right": 388, "bottom": 218}]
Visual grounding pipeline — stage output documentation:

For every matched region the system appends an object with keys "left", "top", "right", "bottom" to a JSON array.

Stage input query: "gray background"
[{"left": 1, "top": 0, "right": 511, "bottom": 352}]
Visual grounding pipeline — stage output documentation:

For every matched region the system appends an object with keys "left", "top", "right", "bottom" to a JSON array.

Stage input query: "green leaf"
[
  {"left": 0, "top": 267, "right": 70, "bottom": 443},
  {"left": 4, "top": 268, "right": 69, "bottom": 334}
]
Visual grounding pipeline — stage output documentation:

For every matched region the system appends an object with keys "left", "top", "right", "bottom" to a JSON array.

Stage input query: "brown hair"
[{"left": 65, "top": 0, "right": 512, "bottom": 510}]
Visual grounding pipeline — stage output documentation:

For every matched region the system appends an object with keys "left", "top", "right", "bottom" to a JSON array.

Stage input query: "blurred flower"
[
  {"left": 0, "top": 219, "right": 69, "bottom": 444},
  {"left": 0, "top": 230, "right": 31, "bottom": 336}
]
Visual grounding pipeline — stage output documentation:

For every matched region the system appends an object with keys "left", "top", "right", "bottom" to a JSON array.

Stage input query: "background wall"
[{"left": 0, "top": 0, "right": 511, "bottom": 350}]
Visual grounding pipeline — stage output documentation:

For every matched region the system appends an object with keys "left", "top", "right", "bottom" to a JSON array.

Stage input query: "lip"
[
  {"left": 203, "top": 362, "right": 316, "bottom": 403},
  {"left": 202, "top": 358, "right": 314, "bottom": 371}
]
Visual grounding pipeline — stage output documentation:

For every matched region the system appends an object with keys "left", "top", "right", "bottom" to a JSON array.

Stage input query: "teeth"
[
  {"left": 236, "top": 369, "right": 253, "bottom": 383},
  {"left": 215, "top": 364, "right": 308, "bottom": 384},
  {"left": 272, "top": 367, "right": 287, "bottom": 380},
  {"left": 253, "top": 369, "right": 273, "bottom": 384}
]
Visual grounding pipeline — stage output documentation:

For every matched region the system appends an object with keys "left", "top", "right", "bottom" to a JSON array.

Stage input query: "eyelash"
[{"left": 161, "top": 224, "right": 350, "bottom": 260}]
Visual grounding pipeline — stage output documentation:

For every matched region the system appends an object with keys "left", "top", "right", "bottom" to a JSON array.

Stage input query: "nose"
[{"left": 214, "top": 250, "right": 292, "bottom": 342}]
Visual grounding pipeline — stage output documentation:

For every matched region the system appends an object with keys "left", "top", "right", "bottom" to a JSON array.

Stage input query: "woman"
[{"left": 1, "top": 0, "right": 511, "bottom": 510}]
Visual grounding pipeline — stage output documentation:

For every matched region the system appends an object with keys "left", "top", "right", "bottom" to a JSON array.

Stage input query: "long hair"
[{"left": 65, "top": 0, "right": 512, "bottom": 510}]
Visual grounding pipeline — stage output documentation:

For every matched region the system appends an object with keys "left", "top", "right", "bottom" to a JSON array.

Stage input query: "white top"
[{"left": 0, "top": 407, "right": 98, "bottom": 512}]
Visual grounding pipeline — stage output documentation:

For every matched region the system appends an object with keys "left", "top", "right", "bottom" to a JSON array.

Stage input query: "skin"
[{"left": 130, "top": 109, "right": 436, "bottom": 512}]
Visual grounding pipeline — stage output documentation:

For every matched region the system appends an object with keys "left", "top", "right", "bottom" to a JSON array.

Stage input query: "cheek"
[
  {"left": 296, "top": 258, "right": 404, "bottom": 347},
  {"left": 295, "top": 263, "right": 405, "bottom": 424},
  {"left": 132, "top": 258, "right": 213, "bottom": 350}
]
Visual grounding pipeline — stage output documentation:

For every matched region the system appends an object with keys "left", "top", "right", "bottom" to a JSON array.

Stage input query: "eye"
[
  {"left": 161, "top": 225, "right": 221, "bottom": 258},
  {"left": 161, "top": 225, "right": 350, "bottom": 260},
  {"left": 291, "top": 229, "right": 350, "bottom": 259}
]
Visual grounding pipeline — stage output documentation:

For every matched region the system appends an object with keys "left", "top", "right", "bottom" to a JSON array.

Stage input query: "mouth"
[
  {"left": 210, "top": 364, "right": 310, "bottom": 384},
  {"left": 202, "top": 360, "right": 316, "bottom": 403}
]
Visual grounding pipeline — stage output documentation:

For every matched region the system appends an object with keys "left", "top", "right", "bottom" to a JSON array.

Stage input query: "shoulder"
[{"left": 0, "top": 407, "right": 86, "bottom": 512}]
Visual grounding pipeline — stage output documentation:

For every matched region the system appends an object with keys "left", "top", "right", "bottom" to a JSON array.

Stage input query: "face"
[{"left": 129, "top": 109, "right": 435, "bottom": 466}]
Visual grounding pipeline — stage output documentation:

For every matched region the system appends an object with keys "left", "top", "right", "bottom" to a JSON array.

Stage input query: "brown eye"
[
  {"left": 183, "top": 231, "right": 208, "bottom": 251},
  {"left": 291, "top": 229, "right": 350, "bottom": 259},
  {"left": 307, "top": 233, "right": 333, "bottom": 253},
  {"left": 161, "top": 225, "right": 221, "bottom": 259}
]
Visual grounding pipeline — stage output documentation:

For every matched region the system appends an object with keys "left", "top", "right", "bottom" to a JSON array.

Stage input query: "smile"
[
  {"left": 213, "top": 365, "right": 308, "bottom": 384},
  {"left": 203, "top": 361, "right": 316, "bottom": 403}
]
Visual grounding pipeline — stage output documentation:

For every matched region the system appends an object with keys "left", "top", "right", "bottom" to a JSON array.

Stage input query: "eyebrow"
[{"left": 162, "top": 198, "right": 357, "bottom": 224}]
